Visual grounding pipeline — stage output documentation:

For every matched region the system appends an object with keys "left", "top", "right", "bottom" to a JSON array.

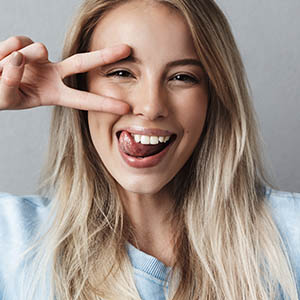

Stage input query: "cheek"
[
  {"left": 88, "top": 111, "right": 120, "bottom": 148},
  {"left": 176, "top": 90, "right": 208, "bottom": 135},
  {"left": 88, "top": 112, "right": 102, "bottom": 154},
  {"left": 87, "top": 75, "right": 129, "bottom": 100},
  {"left": 88, "top": 111, "right": 102, "bottom": 136}
]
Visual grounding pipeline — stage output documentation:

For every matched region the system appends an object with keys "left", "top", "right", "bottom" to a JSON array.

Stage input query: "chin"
[{"left": 118, "top": 177, "right": 169, "bottom": 195}]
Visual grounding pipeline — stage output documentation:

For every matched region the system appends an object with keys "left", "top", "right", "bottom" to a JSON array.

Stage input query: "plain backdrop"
[{"left": 0, "top": 0, "right": 299, "bottom": 195}]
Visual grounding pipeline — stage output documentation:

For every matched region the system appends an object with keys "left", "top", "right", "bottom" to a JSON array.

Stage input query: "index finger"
[
  {"left": 57, "top": 44, "right": 131, "bottom": 79},
  {"left": 56, "top": 86, "right": 130, "bottom": 114}
]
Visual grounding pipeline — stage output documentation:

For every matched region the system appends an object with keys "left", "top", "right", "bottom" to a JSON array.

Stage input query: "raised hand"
[{"left": 0, "top": 36, "right": 131, "bottom": 113}]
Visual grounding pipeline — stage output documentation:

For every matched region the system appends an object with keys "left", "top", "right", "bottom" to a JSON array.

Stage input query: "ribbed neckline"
[{"left": 126, "top": 242, "right": 172, "bottom": 282}]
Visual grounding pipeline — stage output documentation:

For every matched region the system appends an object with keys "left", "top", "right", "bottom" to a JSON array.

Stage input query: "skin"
[
  {"left": 87, "top": 0, "right": 208, "bottom": 266},
  {"left": 0, "top": 37, "right": 131, "bottom": 112}
]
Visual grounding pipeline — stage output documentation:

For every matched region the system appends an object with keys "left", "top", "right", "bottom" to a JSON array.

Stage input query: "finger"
[
  {"left": 0, "top": 52, "right": 25, "bottom": 109},
  {"left": 57, "top": 44, "right": 131, "bottom": 79},
  {"left": 0, "top": 36, "right": 34, "bottom": 60},
  {"left": 56, "top": 86, "right": 130, "bottom": 114},
  {"left": 0, "top": 42, "right": 49, "bottom": 72}
]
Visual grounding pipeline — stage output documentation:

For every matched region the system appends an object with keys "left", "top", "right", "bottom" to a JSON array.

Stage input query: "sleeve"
[
  {"left": 0, "top": 193, "right": 50, "bottom": 300},
  {"left": 266, "top": 188, "right": 300, "bottom": 293}
]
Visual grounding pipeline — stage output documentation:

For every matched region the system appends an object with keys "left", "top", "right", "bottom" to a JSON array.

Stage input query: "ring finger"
[
  {"left": 0, "top": 36, "right": 34, "bottom": 61},
  {"left": 0, "top": 42, "right": 49, "bottom": 73}
]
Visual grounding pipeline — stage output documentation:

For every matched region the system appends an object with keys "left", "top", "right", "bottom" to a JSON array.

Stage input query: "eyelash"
[
  {"left": 106, "top": 70, "right": 199, "bottom": 84},
  {"left": 106, "top": 70, "right": 132, "bottom": 78},
  {"left": 171, "top": 74, "right": 199, "bottom": 84}
]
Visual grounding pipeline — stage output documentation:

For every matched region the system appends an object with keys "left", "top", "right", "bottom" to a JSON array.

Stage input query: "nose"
[{"left": 131, "top": 79, "right": 169, "bottom": 121}]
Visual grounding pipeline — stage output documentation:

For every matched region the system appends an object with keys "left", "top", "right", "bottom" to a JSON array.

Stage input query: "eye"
[
  {"left": 171, "top": 74, "right": 199, "bottom": 84},
  {"left": 106, "top": 70, "right": 133, "bottom": 78}
]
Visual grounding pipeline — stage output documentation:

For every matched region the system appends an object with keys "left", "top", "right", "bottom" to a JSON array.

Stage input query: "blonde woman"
[{"left": 0, "top": 0, "right": 299, "bottom": 299}]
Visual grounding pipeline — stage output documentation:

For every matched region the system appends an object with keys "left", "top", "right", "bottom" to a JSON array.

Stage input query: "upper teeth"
[{"left": 131, "top": 134, "right": 171, "bottom": 145}]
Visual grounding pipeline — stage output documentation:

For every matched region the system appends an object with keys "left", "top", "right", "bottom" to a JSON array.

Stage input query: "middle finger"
[{"left": 57, "top": 44, "right": 131, "bottom": 79}]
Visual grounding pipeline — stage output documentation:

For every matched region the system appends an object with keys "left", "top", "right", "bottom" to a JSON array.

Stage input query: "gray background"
[{"left": 0, "top": 0, "right": 299, "bottom": 195}]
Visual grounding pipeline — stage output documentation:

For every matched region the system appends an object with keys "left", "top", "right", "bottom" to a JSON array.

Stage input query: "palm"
[{"left": 17, "top": 61, "right": 63, "bottom": 109}]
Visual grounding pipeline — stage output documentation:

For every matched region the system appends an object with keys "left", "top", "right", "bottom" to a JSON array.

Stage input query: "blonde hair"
[{"left": 18, "top": 0, "right": 299, "bottom": 299}]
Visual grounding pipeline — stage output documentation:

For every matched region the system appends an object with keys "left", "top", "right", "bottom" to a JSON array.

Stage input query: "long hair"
[{"left": 19, "top": 0, "right": 298, "bottom": 299}]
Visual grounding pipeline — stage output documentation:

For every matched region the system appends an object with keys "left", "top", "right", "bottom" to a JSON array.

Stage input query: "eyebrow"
[
  {"left": 166, "top": 58, "right": 204, "bottom": 69},
  {"left": 118, "top": 55, "right": 204, "bottom": 69}
]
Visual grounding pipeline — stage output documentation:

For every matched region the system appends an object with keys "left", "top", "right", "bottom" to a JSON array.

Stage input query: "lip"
[{"left": 118, "top": 136, "right": 175, "bottom": 168}]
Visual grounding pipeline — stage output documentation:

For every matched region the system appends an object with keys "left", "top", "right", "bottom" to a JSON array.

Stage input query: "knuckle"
[
  {"left": 99, "top": 51, "right": 108, "bottom": 65},
  {"left": 18, "top": 35, "right": 33, "bottom": 44},
  {"left": 73, "top": 54, "right": 84, "bottom": 72},
  {"left": 77, "top": 102, "right": 85, "bottom": 111},
  {"left": 34, "top": 42, "right": 48, "bottom": 58},
  {"left": 0, "top": 101, "right": 7, "bottom": 110},
  {"left": 7, "top": 36, "right": 23, "bottom": 50},
  {"left": 0, "top": 49, "right": 4, "bottom": 60},
  {"left": 0, "top": 41, "right": 4, "bottom": 54},
  {"left": 0, "top": 97, "right": 10, "bottom": 109},
  {"left": 75, "top": 92, "right": 88, "bottom": 111},
  {"left": 75, "top": 93, "right": 85, "bottom": 110},
  {"left": 2, "top": 75, "right": 18, "bottom": 87}
]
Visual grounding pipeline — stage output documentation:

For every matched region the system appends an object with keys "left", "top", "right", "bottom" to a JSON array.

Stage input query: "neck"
[{"left": 119, "top": 186, "right": 176, "bottom": 267}]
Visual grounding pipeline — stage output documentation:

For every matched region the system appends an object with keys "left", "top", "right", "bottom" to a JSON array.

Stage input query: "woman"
[{"left": 0, "top": 0, "right": 299, "bottom": 299}]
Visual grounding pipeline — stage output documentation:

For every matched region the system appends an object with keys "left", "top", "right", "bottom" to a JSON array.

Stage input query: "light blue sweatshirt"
[{"left": 0, "top": 187, "right": 299, "bottom": 299}]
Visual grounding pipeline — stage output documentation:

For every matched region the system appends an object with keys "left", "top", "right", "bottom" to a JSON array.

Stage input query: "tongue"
[{"left": 119, "top": 131, "right": 167, "bottom": 157}]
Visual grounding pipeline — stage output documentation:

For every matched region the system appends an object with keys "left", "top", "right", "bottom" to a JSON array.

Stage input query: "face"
[{"left": 87, "top": 0, "right": 208, "bottom": 195}]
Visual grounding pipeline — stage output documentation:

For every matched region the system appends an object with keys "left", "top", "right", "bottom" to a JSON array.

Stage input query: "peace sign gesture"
[{"left": 0, "top": 36, "right": 131, "bottom": 114}]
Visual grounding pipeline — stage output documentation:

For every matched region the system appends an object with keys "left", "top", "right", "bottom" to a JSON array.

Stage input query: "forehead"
[{"left": 90, "top": 0, "right": 197, "bottom": 59}]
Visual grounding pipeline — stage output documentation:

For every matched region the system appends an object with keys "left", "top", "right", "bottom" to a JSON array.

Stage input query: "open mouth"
[{"left": 116, "top": 130, "right": 177, "bottom": 159}]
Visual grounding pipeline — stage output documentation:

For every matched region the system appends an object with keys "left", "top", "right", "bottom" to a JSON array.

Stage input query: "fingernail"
[{"left": 10, "top": 52, "right": 23, "bottom": 67}]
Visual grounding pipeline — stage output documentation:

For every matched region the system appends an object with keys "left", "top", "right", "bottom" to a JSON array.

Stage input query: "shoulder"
[
  {"left": 0, "top": 193, "right": 51, "bottom": 298},
  {"left": 0, "top": 192, "right": 50, "bottom": 237},
  {"left": 0, "top": 191, "right": 50, "bottom": 210},
  {"left": 0, "top": 193, "right": 51, "bottom": 299},
  {"left": 0, "top": 193, "right": 50, "bottom": 265},
  {"left": 265, "top": 187, "right": 300, "bottom": 236},
  {"left": 0, "top": 191, "right": 50, "bottom": 248},
  {"left": 264, "top": 187, "right": 300, "bottom": 282},
  {"left": 0, "top": 192, "right": 50, "bottom": 251}
]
